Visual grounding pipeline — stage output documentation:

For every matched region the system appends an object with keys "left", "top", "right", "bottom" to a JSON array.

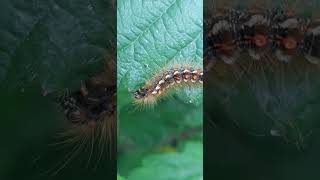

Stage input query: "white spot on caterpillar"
[
  {"left": 158, "top": 79, "right": 165, "bottom": 85},
  {"left": 183, "top": 69, "right": 190, "bottom": 73}
]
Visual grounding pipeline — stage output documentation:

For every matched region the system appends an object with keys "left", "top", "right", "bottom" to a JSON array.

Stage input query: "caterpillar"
[
  {"left": 50, "top": 58, "right": 116, "bottom": 174},
  {"left": 204, "top": 2, "right": 320, "bottom": 148},
  {"left": 204, "top": 7, "right": 320, "bottom": 65},
  {"left": 133, "top": 64, "right": 203, "bottom": 107}
]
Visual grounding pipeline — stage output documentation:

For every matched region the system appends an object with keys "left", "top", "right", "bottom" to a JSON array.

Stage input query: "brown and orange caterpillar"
[
  {"left": 50, "top": 58, "right": 116, "bottom": 174},
  {"left": 204, "top": 7, "right": 320, "bottom": 65},
  {"left": 133, "top": 64, "right": 203, "bottom": 106}
]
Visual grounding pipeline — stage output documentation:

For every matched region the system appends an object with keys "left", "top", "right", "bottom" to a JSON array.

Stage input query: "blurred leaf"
[
  {"left": 0, "top": 0, "right": 116, "bottom": 179},
  {"left": 127, "top": 141, "right": 203, "bottom": 180},
  {"left": 118, "top": 174, "right": 125, "bottom": 180},
  {"left": 0, "top": 0, "right": 115, "bottom": 93}
]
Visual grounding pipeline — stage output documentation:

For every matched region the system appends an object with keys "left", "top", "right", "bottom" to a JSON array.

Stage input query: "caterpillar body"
[
  {"left": 134, "top": 64, "right": 203, "bottom": 106},
  {"left": 204, "top": 8, "right": 320, "bottom": 64},
  {"left": 51, "top": 59, "right": 116, "bottom": 174}
]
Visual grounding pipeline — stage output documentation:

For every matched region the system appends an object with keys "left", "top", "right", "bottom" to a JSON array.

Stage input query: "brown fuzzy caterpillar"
[
  {"left": 134, "top": 64, "right": 203, "bottom": 106},
  {"left": 51, "top": 58, "right": 116, "bottom": 174},
  {"left": 204, "top": 3, "right": 320, "bottom": 65},
  {"left": 203, "top": 0, "right": 320, "bottom": 148}
]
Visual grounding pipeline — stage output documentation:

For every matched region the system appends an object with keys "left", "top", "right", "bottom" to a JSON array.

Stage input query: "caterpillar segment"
[{"left": 134, "top": 66, "right": 203, "bottom": 106}]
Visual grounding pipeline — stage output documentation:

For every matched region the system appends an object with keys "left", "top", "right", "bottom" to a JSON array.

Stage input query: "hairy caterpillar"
[
  {"left": 49, "top": 58, "right": 116, "bottom": 174},
  {"left": 204, "top": 7, "right": 320, "bottom": 64},
  {"left": 204, "top": 1, "right": 320, "bottom": 148},
  {"left": 133, "top": 64, "right": 203, "bottom": 107}
]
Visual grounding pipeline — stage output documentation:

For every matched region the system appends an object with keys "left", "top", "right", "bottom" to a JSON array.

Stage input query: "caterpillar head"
[{"left": 134, "top": 87, "right": 150, "bottom": 99}]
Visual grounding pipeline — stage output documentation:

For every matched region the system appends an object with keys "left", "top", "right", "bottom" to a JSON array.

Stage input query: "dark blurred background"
[
  {"left": 0, "top": 0, "right": 116, "bottom": 179},
  {"left": 204, "top": 0, "right": 320, "bottom": 179}
]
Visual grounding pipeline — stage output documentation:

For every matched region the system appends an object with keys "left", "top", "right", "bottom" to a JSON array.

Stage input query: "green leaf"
[
  {"left": 0, "top": 1, "right": 116, "bottom": 179},
  {"left": 117, "top": 0, "right": 203, "bottom": 144},
  {"left": 127, "top": 141, "right": 203, "bottom": 180},
  {"left": 0, "top": 0, "right": 115, "bottom": 92},
  {"left": 117, "top": 0, "right": 203, "bottom": 176},
  {"left": 118, "top": 174, "right": 126, "bottom": 180},
  {"left": 117, "top": 0, "right": 203, "bottom": 107}
]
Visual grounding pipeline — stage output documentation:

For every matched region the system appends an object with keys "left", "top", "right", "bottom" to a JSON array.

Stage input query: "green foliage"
[
  {"left": 127, "top": 142, "right": 202, "bottom": 180},
  {"left": 118, "top": 174, "right": 126, "bottom": 180},
  {"left": 117, "top": 0, "right": 203, "bottom": 178},
  {"left": 0, "top": 0, "right": 114, "bottom": 93},
  {"left": 0, "top": 0, "right": 115, "bottom": 179},
  {"left": 117, "top": 0, "right": 203, "bottom": 106}
]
